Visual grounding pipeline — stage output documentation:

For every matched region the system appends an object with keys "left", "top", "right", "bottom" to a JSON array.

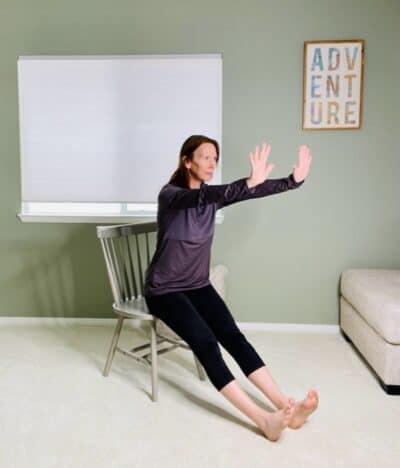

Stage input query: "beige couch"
[{"left": 340, "top": 268, "right": 400, "bottom": 395}]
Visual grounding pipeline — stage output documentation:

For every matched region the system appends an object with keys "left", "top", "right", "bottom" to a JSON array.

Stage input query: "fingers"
[
  {"left": 249, "top": 145, "right": 259, "bottom": 165},
  {"left": 249, "top": 141, "right": 272, "bottom": 174},
  {"left": 249, "top": 151, "right": 254, "bottom": 166},
  {"left": 299, "top": 144, "right": 308, "bottom": 158},
  {"left": 252, "top": 142, "right": 271, "bottom": 161},
  {"left": 299, "top": 144, "right": 312, "bottom": 161},
  {"left": 261, "top": 142, "right": 271, "bottom": 160}
]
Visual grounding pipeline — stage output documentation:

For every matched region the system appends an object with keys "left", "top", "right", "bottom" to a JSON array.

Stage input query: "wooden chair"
[{"left": 96, "top": 221, "right": 206, "bottom": 402}]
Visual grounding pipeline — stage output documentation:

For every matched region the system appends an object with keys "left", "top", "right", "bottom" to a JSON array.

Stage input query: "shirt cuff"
[
  {"left": 243, "top": 177, "right": 257, "bottom": 194},
  {"left": 289, "top": 173, "right": 305, "bottom": 186}
]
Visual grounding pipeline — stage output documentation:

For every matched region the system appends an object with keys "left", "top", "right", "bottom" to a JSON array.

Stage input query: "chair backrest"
[{"left": 96, "top": 221, "right": 158, "bottom": 304}]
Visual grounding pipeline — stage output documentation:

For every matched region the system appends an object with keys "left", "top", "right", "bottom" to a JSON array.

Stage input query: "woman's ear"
[{"left": 183, "top": 155, "right": 191, "bottom": 170}]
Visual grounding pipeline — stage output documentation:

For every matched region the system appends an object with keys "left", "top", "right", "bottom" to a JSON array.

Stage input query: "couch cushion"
[{"left": 340, "top": 269, "right": 400, "bottom": 344}]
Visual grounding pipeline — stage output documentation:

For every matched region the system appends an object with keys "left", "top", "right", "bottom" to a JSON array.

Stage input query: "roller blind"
[{"left": 17, "top": 54, "right": 222, "bottom": 220}]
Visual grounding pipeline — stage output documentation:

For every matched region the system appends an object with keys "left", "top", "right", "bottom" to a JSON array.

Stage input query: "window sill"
[{"left": 17, "top": 212, "right": 225, "bottom": 224}]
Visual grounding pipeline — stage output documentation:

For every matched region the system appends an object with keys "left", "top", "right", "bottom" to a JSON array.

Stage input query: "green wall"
[{"left": 1, "top": 0, "right": 399, "bottom": 323}]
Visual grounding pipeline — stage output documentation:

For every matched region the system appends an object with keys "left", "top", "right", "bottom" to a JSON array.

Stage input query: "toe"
[
  {"left": 308, "top": 389, "right": 318, "bottom": 402},
  {"left": 310, "top": 389, "right": 319, "bottom": 405}
]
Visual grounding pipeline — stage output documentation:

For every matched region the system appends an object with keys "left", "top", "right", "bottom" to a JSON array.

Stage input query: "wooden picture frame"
[{"left": 302, "top": 39, "right": 365, "bottom": 130}]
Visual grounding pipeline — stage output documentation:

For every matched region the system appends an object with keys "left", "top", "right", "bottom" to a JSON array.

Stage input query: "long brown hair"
[{"left": 168, "top": 135, "right": 220, "bottom": 188}]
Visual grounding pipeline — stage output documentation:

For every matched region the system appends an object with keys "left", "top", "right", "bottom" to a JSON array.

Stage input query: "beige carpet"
[{"left": 0, "top": 321, "right": 398, "bottom": 468}]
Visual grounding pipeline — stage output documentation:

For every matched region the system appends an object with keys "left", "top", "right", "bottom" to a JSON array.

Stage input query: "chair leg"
[
  {"left": 150, "top": 319, "right": 159, "bottom": 402},
  {"left": 103, "top": 316, "right": 124, "bottom": 377},
  {"left": 193, "top": 353, "right": 206, "bottom": 381}
]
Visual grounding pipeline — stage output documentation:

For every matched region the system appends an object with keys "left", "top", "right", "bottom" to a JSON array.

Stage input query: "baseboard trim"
[
  {"left": 0, "top": 316, "right": 339, "bottom": 333},
  {"left": 238, "top": 322, "right": 339, "bottom": 333}
]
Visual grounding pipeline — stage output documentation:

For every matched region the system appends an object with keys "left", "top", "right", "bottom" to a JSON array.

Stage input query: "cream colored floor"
[{"left": 0, "top": 321, "right": 398, "bottom": 468}]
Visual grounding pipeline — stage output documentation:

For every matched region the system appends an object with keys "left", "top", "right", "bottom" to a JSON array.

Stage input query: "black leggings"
[{"left": 144, "top": 284, "right": 266, "bottom": 391}]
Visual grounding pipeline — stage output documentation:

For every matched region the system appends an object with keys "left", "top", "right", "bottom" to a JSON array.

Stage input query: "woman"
[{"left": 144, "top": 135, "right": 318, "bottom": 442}]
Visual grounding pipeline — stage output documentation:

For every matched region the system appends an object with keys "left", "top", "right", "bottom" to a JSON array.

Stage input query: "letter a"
[{"left": 311, "top": 48, "right": 323, "bottom": 72}]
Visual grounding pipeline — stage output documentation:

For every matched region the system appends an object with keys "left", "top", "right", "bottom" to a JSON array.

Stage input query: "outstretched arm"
[
  {"left": 158, "top": 142, "right": 312, "bottom": 210},
  {"left": 219, "top": 143, "right": 312, "bottom": 208},
  {"left": 158, "top": 177, "right": 253, "bottom": 210}
]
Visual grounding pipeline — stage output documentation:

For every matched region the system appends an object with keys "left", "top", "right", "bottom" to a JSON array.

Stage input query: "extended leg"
[
  {"left": 145, "top": 291, "right": 294, "bottom": 441},
  {"left": 185, "top": 286, "right": 266, "bottom": 373},
  {"left": 186, "top": 285, "right": 292, "bottom": 409},
  {"left": 145, "top": 291, "right": 236, "bottom": 391},
  {"left": 182, "top": 286, "right": 319, "bottom": 429}
]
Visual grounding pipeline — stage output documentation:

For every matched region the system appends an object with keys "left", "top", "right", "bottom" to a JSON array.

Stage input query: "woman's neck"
[{"left": 188, "top": 175, "right": 203, "bottom": 189}]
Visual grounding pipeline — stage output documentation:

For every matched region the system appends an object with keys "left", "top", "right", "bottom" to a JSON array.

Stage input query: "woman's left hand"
[{"left": 292, "top": 145, "right": 312, "bottom": 183}]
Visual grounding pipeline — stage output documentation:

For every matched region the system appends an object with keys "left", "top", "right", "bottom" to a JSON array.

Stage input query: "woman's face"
[{"left": 184, "top": 142, "right": 218, "bottom": 182}]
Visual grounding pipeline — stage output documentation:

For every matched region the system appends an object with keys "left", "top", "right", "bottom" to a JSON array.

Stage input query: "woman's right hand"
[{"left": 246, "top": 142, "right": 275, "bottom": 188}]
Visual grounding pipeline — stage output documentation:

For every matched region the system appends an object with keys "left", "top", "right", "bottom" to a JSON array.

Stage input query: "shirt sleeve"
[
  {"left": 158, "top": 174, "right": 304, "bottom": 210},
  {"left": 158, "top": 179, "right": 253, "bottom": 210},
  {"left": 217, "top": 173, "right": 305, "bottom": 209}
]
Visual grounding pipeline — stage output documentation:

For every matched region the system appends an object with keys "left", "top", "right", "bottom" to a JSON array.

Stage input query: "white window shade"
[{"left": 17, "top": 54, "right": 223, "bottom": 222}]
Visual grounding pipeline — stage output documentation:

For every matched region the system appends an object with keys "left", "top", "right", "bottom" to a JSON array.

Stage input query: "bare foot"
[
  {"left": 259, "top": 398, "right": 295, "bottom": 441},
  {"left": 288, "top": 389, "right": 319, "bottom": 429}
]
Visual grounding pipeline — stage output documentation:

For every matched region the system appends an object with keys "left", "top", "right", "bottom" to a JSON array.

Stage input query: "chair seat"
[{"left": 113, "top": 296, "right": 154, "bottom": 321}]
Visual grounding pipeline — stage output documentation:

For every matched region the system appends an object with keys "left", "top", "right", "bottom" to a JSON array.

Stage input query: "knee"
[{"left": 191, "top": 335, "right": 221, "bottom": 359}]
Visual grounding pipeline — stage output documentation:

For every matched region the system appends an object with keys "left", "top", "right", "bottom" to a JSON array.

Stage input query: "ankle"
[
  {"left": 254, "top": 408, "right": 270, "bottom": 428},
  {"left": 275, "top": 396, "right": 291, "bottom": 410}
]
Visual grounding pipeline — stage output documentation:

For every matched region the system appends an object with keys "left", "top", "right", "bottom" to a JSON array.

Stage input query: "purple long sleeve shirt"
[{"left": 143, "top": 173, "right": 304, "bottom": 297}]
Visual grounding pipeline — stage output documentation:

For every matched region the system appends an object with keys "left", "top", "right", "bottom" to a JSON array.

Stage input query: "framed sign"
[{"left": 302, "top": 39, "right": 365, "bottom": 130}]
